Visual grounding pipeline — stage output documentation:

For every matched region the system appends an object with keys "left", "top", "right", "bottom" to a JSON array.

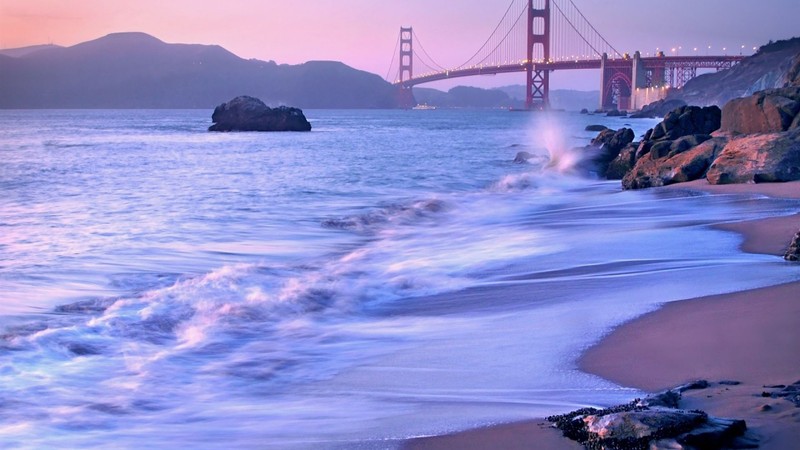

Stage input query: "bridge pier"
[
  {"left": 526, "top": 0, "right": 551, "bottom": 110},
  {"left": 600, "top": 53, "right": 633, "bottom": 111},
  {"left": 396, "top": 27, "right": 416, "bottom": 108}
]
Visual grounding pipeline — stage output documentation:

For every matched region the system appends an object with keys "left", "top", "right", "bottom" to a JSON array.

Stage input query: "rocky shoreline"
[{"left": 586, "top": 87, "right": 800, "bottom": 190}]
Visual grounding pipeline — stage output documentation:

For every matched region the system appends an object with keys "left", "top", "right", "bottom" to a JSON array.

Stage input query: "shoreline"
[{"left": 404, "top": 180, "right": 800, "bottom": 449}]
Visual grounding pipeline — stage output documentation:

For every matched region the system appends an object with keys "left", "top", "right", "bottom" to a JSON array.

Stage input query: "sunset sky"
[{"left": 1, "top": 0, "right": 798, "bottom": 90}]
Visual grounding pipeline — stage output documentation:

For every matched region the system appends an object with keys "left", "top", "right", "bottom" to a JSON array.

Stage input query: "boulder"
[
  {"left": 706, "top": 128, "right": 800, "bottom": 184},
  {"left": 209, "top": 95, "right": 312, "bottom": 132},
  {"left": 584, "top": 409, "right": 706, "bottom": 441},
  {"left": 618, "top": 105, "right": 723, "bottom": 188},
  {"left": 629, "top": 98, "right": 688, "bottom": 118},
  {"left": 606, "top": 109, "right": 627, "bottom": 117},
  {"left": 785, "top": 230, "right": 800, "bottom": 261},
  {"left": 548, "top": 382, "right": 748, "bottom": 450},
  {"left": 651, "top": 105, "right": 721, "bottom": 141},
  {"left": 586, "top": 128, "right": 635, "bottom": 177},
  {"left": 585, "top": 124, "right": 608, "bottom": 132},
  {"left": 623, "top": 137, "right": 728, "bottom": 189},
  {"left": 667, "top": 134, "right": 713, "bottom": 158},
  {"left": 720, "top": 87, "right": 800, "bottom": 134},
  {"left": 580, "top": 108, "right": 589, "bottom": 114},
  {"left": 606, "top": 143, "right": 638, "bottom": 180}
]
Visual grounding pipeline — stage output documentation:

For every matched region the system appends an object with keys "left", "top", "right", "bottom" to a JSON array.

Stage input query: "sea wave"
[{"left": 321, "top": 198, "right": 448, "bottom": 233}]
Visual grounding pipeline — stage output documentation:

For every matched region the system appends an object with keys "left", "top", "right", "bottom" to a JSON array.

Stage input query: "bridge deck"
[{"left": 398, "top": 55, "right": 743, "bottom": 88}]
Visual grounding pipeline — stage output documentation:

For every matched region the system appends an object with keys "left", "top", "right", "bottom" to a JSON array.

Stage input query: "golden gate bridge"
[{"left": 385, "top": 0, "right": 743, "bottom": 110}]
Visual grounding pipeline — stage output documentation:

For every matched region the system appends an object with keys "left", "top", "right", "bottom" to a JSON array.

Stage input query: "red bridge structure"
[{"left": 386, "top": 0, "right": 743, "bottom": 110}]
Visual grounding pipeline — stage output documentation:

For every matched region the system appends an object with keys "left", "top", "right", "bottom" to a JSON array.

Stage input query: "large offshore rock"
[
  {"left": 209, "top": 95, "right": 312, "bottom": 132},
  {"left": 721, "top": 87, "right": 800, "bottom": 134},
  {"left": 706, "top": 128, "right": 800, "bottom": 184}
]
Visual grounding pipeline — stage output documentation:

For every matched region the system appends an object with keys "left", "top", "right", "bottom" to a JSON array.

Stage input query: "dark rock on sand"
[
  {"left": 209, "top": 95, "right": 311, "bottom": 132},
  {"left": 706, "top": 128, "right": 800, "bottom": 184},
  {"left": 623, "top": 136, "right": 728, "bottom": 189},
  {"left": 620, "top": 105, "right": 722, "bottom": 188},
  {"left": 585, "top": 124, "right": 608, "bottom": 132},
  {"left": 785, "top": 230, "right": 800, "bottom": 261},
  {"left": 630, "top": 98, "right": 688, "bottom": 118},
  {"left": 548, "top": 381, "right": 749, "bottom": 450}
]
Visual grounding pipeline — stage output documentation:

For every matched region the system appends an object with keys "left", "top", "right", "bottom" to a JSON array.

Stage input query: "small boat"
[{"left": 412, "top": 104, "right": 436, "bottom": 110}]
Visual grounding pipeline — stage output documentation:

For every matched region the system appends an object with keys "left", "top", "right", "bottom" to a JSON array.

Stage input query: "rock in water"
[
  {"left": 585, "top": 124, "right": 608, "bottom": 132},
  {"left": 209, "top": 96, "right": 312, "bottom": 132},
  {"left": 584, "top": 127, "right": 634, "bottom": 178},
  {"left": 513, "top": 151, "right": 534, "bottom": 163}
]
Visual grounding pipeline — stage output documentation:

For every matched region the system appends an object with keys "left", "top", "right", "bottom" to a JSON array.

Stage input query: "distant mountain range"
[
  {"left": 0, "top": 32, "right": 397, "bottom": 109},
  {"left": 0, "top": 32, "right": 601, "bottom": 110}
]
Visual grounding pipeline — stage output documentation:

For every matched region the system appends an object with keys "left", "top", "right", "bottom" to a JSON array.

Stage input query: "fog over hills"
[{"left": 0, "top": 32, "right": 397, "bottom": 109}]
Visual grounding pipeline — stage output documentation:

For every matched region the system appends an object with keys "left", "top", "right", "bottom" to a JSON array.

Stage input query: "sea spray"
[{"left": 3, "top": 109, "right": 798, "bottom": 448}]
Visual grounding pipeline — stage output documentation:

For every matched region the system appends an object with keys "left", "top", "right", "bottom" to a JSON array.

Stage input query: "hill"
[
  {"left": 667, "top": 36, "right": 800, "bottom": 107},
  {"left": 0, "top": 32, "right": 397, "bottom": 109},
  {"left": 413, "top": 85, "right": 599, "bottom": 110},
  {"left": 0, "top": 44, "right": 63, "bottom": 58},
  {"left": 493, "top": 85, "right": 599, "bottom": 111},
  {"left": 413, "top": 86, "right": 519, "bottom": 108}
]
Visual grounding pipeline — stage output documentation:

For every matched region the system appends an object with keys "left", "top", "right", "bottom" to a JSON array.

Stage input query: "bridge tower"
[
  {"left": 397, "top": 27, "right": 416, "bottom": 108},
  {"left": 526, "top": 0, "right": 551, "bottom": 110}
]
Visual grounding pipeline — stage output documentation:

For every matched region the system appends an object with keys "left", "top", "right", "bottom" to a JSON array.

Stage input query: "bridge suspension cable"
[
  {"left": 550, "top": 0, "right": 622, "bottom": 61},
  {"left": 453, "top": 0, "right": 527, "bottom": 69},
  {"left": 412, "top": 30, "right": 447, "bottom": 72},
  {"left": 387, "top": 0, "right": 627, "bottom": 83},
  {"left": 384, "top": 33, "right": 400, "bottom": 82}
]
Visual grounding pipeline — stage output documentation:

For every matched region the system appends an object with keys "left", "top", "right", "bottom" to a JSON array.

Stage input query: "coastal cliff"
[{"left": 665, "top": 37, "right": 800, "bottom": 107}]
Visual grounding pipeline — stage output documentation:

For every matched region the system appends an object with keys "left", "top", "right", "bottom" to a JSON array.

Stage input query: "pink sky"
[{"left": 1, "top": 0, "right": 798, "bottom": 91}]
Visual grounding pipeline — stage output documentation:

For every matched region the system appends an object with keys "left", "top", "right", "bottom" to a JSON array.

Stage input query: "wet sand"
[{"left": 404, "top": 180, "right": 800, "bottom": 449}]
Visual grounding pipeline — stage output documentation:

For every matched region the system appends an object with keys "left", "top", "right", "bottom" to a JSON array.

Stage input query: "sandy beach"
[{"left": 405, "top": 180, "right": 800, "bottom": 449}]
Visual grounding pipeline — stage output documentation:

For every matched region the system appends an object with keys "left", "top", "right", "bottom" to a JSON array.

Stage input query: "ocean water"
[{"left": 0, "top": 109, "right": 798, "bottom": 448}]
